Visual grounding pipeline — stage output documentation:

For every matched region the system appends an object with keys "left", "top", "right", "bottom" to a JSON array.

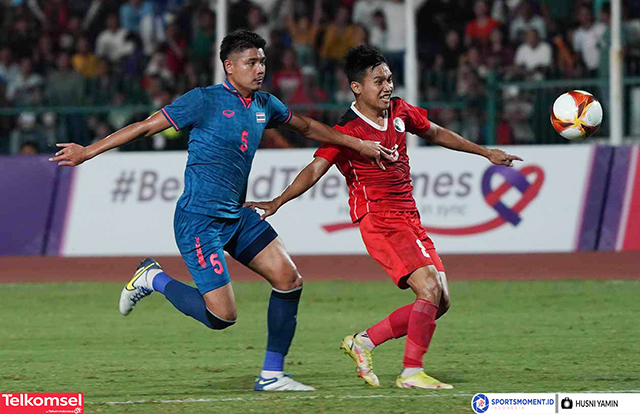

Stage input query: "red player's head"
[
  {"left": 343, "top": 45, "right": 394, "bottom": 113},
  {"left": 220, "top": 29, "right": 267, "bottom": 96}
]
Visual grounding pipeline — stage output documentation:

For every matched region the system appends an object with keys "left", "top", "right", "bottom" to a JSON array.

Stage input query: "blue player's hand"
[
  {"left": 244, "top": 199, "right": 283, "bottom": 219},
  {"left": 49, "top": 143, "right": 89, "bottom": 167},
  {"left": 358, "top": 140, "right": 395, "bottom": 170}
]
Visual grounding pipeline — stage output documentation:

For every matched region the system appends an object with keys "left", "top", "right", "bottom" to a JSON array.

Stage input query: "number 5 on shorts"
[
  {"left": 210, "top": 253, "right": 224, "bottom": 275},
  {"left": 416, "top": 239, "right": 430, "bottom": 258}
]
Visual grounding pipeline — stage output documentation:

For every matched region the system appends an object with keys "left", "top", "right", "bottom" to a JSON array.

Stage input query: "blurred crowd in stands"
[{"left": 1, "top": 0, "right": 640, "bottom": 154}]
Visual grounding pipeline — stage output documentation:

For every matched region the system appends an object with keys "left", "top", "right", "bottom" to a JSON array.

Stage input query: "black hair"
[
  {"left": 343, "top": 45, "right": 389, "bottom": 84},
  {"left": 219, "top": 29, "right": 267, "bottom": 63}
]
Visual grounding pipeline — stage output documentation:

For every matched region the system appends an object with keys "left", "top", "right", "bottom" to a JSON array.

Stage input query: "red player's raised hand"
[{"left": 487, "top": 148, "right": 523, "bottom": 167}]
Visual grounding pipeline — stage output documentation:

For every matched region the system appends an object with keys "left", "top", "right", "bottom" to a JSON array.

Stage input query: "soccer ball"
[{"left": 550, "top": 90, "right": 603, "bottom": 140}]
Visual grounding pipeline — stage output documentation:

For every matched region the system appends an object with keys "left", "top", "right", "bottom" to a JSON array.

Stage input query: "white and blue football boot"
[
  {"left": 118, "top": 258, "right": 161, "bottom": 316},
  {"left": 254, "top": 375, "right": 315, "bottom": 392}
]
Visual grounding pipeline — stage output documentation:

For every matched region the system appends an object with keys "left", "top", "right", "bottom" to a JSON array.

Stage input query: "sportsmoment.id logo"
[
  {"left": 472, "top": 393, "right": 640, "bottom": 413},
  {"left": 471, "top": 393, "right": 555, "bottom": 413},
  {"left": 1, "top": 393, "right": 83, "bottom": 414}
]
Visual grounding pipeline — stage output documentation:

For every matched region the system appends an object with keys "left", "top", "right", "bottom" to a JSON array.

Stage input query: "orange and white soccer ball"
[{"left": 551, "top": 90, "right": 603, "bottom": 140}]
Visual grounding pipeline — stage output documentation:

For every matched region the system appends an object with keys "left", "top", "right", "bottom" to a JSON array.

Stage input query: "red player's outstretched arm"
[
  {"left": 49, "top": 112, "right": 171, "bottom": 167},
  {"left": 245, "top": 156, "right": 332, "bottom": 219},
  {"left": 421, "top": 121, "right": 523, "bottom": 167}
]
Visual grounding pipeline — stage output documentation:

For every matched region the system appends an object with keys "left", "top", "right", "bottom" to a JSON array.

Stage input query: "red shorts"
[{"left": 359, "top": 211, "right": 445, "bottom": 289}]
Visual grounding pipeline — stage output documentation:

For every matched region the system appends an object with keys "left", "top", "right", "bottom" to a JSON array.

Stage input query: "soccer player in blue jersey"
[{"left": 49, "top": 30, "right": 392, "bottom": 392}]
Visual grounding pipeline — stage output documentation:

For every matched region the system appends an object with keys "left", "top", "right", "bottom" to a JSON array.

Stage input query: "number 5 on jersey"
[{"left": 240, "top": 131, "right": 249, "bottom": 152}]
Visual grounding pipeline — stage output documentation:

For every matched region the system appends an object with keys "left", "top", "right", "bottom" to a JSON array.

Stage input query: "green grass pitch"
[{"left": 1, "top": 279, "right": 639, "bottom": 413}]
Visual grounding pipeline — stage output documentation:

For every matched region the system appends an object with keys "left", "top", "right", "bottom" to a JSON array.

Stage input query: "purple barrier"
[
  {"left": 576, "top": 146, "right": 613, "bottom": 251},
  {"left": 0, "top": 156, "right": 72, "bottom": 255}
]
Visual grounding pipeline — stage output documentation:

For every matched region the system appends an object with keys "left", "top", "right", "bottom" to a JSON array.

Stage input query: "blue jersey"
[{"left": 161, "top": 80, "right": 292, "bottom": 218}]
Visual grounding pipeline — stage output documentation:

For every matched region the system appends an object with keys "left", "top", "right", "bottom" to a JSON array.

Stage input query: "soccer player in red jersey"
[{"left": 245, "top": 45, "right": 522, "bottom": 389}]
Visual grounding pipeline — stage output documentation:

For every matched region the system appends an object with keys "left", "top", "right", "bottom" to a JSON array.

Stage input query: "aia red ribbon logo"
[
  {"left": 1, "top": 393, "right": 83, "bottom": 414},
  {"left": 222, "top": 110, "right": 235, "bottom": 118},
  {"left": 323, "top": 165, "right": 544, "bottom": 235}
]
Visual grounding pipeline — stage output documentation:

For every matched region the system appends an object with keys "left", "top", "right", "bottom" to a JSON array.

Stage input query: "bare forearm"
[
  {"left": 84, "top": 122, "right": 151, "bottom": 159},
  {"left": 85, "top": 112, "right": 169, "bottom": 160},
  {"left": 429, "top": 128, "right": 490, "bottom": 159},
  {"left": 276, "top": 164, "right": 325, "bottom": 206},
  {"left": 291, "top": 115, "right": 363, "bottom": 151}
]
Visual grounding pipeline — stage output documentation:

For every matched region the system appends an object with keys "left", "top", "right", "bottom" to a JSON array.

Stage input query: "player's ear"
[
  {"left": 224, "top": 58, "right": 233, "bottom": 76},
  {"left": 350, "top": 81, "right": 361, "bottom": 95}
]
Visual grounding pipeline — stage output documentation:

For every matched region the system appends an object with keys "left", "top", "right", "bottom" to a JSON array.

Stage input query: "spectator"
[
  {"left": 32, "top": 0, "right": 71, "bottom": 33},
  {"left": 289, "top": 67, "right": 329, "bottom": 113},
  {"left": 552, "top": 33, "right": 580, "bottom": 78},
  {"left": 509, "top": 1, "right": 546, "bottom": 43},
  {"left": 437, "top": 30, "right": 463, "bottom": 72},
  {"left": 145, "top": 52, "right": 173, "bottom": 87},
  {"left": 284, "top": 0, "right": 321, "bottom": 69},
  {"left": 352, "top": 0, "right": 385, "bottom": 25},
  {"left": 514, "top": 29, "right": 552, "bottom": 79},
  {"left": 9, "top": 113, "right": 47, "bottom": 155},
  {"left": 320, "top": 6, "right": 363, "bottom": 62},
  {"left": 19, "top": 141, "right": 39, "bottom": 155},
  {"left": 31, "top": 33, "right": 58, "bottom": 77},
  {"left": 247, "top": 4, "right": 270, "bottom": 44},
  {"left": 59, "top": 15, "right": 83, "bottom": 52},
  {"left": 163, "top": 23, "right": 187, "bottom": 77},
  {"left": 191, "top": 8, "right": 216, "bottom": 76},
  {"left": 46, "top": 52, "right": 84, "bottom": 105},
  {"left": 573, "top": 5, "right": 606, "bottom": 76},
  {"left": 379, "top": 0, "right": 407, "bottom": 85},
  {"left": 107, "top": 91, "right": 131, "bottom": 130},
  {"left": 272, "top": 49, "right": 303, "bottom": 102},
  {"left": 8, "top": 18, "right": 38, "bottom": 59},
  {"left": 540, "top": 0, "right": 572, "bottom": 34},
  {"left": 369, "top": 9, "right": 388, "bottom": 52},
  {"left": 7, "top": 57, "right": 43, "bottom": 105},
  {"left": 96, "top": 14, "right": 133, "bottom": 63},
  {"left": 319, "top": 6, "right": 365, "bottom": 90},
  {"left": 0, "top": 46, "right": 20, "bottom": 87},
  {"left": 72, "top": 36, "right": 106, "bottom": 78},
  {"left": 417, "top": 0, "right": 472, "bottom": 58},
  {"left": 465, "top": 0, "right": 500, "bottom": 51},
  {"left": 487, "top": 28, "right": 515, "bottom": 75},
  {"left": 119, "top": 0, "right": 153, "bottom": 34}
]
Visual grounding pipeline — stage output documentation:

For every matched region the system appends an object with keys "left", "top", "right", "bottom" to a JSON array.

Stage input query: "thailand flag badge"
[{"left": 256, "top": 112, "right": 266, "bottom": 123}]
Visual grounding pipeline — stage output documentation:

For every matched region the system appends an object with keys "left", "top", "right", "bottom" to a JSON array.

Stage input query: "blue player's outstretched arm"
[
  {"left": 49, "top": 111, "right": 171, "bottom": 167},
  {"left": 286, "top": 113, "right": 394, "bottom": 170}
]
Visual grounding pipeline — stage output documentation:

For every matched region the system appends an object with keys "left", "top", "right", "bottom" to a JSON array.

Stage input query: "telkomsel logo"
[
  {"left": 1, "top": 393, "right": 83, "bottom": 414},
  {"left": 472, "top": 393, "right": 490, "bottom": 413},
  {"left": 323, "top": 165, "right": 545, "bottom": 235}
]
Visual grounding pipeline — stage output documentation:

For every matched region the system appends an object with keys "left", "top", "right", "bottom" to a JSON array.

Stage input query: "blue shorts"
[{"left": 174, "top": 206, "right": 278, "bottom": 294}]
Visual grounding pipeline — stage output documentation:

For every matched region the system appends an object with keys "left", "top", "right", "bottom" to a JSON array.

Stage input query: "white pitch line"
[
  {"left": 92, "top": 393, "right": 475, "bottom": 406},
  {"left": 90, "top": 390, "right": 640, "bottom": 407}
]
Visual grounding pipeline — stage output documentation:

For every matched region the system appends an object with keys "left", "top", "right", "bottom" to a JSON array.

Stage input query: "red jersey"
[{"left": 314, "top": 98, "right": 431, "bottom": 223}]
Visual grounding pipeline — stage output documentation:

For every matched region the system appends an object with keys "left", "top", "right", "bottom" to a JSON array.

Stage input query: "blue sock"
[
  {"left": 262, "top": 287, "right": 302, "bottom": 372},
  {"left": 151, "top": 272, "right": 173, "bottom": 294},
  {"left": 163, "top": 280, "right": 235, "bottom": 330}
]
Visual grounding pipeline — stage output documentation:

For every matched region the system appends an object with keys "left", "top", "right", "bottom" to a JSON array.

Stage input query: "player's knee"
[
  {"left": 205, "top": 308, "right": 237, "bottom": 330},
  {"left": 270, "top": 266, "right": 303, "bottom": 292},
  {"left": 408, "top": 267, "right": 441, "bottom": 304}
]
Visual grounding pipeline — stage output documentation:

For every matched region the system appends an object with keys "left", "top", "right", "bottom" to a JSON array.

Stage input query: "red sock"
[
  {"left": 365, "top": 303, "right": 412, "bottom": 346},
  {"left": 403, "top": 299, "right": 438, "bottom": 368}
]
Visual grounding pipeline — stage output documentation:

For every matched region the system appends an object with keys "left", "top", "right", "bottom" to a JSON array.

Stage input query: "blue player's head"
[
  {"left": 343, "top": 45, "right": 393, "bottom": 112},
  {"left": 220, "top": 29, "right": 267, "bottom": 96}
]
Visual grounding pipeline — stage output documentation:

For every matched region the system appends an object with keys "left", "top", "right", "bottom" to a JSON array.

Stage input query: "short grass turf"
[{"left": 1, "top": 280, "right": 639, "bottom": 413}]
